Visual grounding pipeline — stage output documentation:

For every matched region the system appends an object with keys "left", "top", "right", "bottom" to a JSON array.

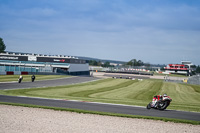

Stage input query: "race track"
[
  {"left": 0, "top": 76, "right": 99, "bottom": 90},
  {"left": 0, "top": 76, "right": 200, "bottom": 121}
]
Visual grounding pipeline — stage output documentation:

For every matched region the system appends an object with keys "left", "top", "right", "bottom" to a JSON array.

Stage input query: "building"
[
  {"left": 164, "top": 61, "right": 195, "bottom": 76},
  {"left": 0, "top": 52, "right": 89, "bottom": 75}
]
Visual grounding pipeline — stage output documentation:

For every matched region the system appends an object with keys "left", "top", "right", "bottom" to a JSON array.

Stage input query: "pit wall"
[
  {"left": 0, "top": 71, "right": 29, "bottom": 75},
  {"left": 0, "top": 71, "right": 90, "bottom": 76}
]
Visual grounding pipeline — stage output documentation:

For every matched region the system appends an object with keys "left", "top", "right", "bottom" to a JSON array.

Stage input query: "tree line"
[
  {"left": 126, "top": 59, "right": 144, "bottom": 66},
  {"left": 89, "top": 60, "right": 114, "bottom": 67},
  {"left": 0, "top": 37, "right": 6, "bottom": 53},
  {"left": 89, "top": 59, "right": 150, "bottom": 67},
  {"left": 193, "top": 65, "right": 200, "bottom": 73}
]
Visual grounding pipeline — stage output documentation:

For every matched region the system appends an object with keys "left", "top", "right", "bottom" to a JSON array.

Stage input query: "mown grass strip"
[
  {"left": 183, "top": 84, "right": 200, "bottom": 93},
  {"left": 128, "top": 80, "right": 163, "bottom": 101},
  {"left": 68, "top": 80, "right": 137, "bottom": 97},
  {"left": 0, "top": 102, "right": 199, "bottom": 125}
]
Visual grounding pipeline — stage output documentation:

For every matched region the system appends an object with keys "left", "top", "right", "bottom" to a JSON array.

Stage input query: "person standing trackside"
[
  {"left": 31, "top": 75, "right": 35, "bottom": 82},
  {"left": 18, "top": 75, "right": 23, "bottom": 83}
]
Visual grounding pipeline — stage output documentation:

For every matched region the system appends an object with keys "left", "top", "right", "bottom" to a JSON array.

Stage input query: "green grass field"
[
  {"left": 0, "top": 78, "right": 200, "bottom": 112},
  {"left": 0, "top": 75, "right": 70, "bottom": 82}
]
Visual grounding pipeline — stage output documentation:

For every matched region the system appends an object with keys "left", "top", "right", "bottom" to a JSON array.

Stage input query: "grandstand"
[
  {"left": 164, "top": 61, "right": 195, "bottom": 76},
  {"left": 0, "top": 52, "right": 89, "bottom": 75}
]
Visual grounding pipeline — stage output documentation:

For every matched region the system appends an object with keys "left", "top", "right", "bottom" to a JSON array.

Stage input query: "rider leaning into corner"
[
  {"left": 147, "top": 93, "right": 172, "bottom": 110},
  {"left": 152, "top": 93, "right": 168, "bottom": 108}
]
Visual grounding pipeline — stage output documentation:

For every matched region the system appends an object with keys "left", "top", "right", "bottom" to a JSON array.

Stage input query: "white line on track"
[
  {"left": 4, "top": 95, "right": 200, "bottom": 113},
  {"left": 13, "top": 95, "right": 146, "bottom": 109}
]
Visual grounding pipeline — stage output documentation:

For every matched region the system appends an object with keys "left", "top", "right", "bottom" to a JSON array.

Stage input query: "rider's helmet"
[{"left": 163, "top": 93, "right": 167, "bottom": 97}]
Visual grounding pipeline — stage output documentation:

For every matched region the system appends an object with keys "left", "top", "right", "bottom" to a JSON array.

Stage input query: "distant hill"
[
  {"left": 77, "top": 56, "right": 167, "bottom": 67},
  {"left": 77, "top": 56, "right": 126, "bottom": 65}
]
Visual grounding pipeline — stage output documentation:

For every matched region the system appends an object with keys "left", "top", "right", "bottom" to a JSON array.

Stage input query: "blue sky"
[{"left": 0, "top": 0, "right": 200, "bottom": 65}]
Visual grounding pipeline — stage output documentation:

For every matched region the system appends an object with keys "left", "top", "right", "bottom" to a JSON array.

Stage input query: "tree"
[
  {"left": 97, "top": 61, "right": 102, "bottom": 66},
  {"left": 89, "top": 60, "right": 97, "bottom": 66},
  {"left": 102, "top": 61, "right": 110, "bottom": 67},
  {"left": 196, "top": 65, "right": 200, "bottom": 73},
  {"left": 133, "top": 59, "right": 138, "bottom": 66},
  {"left": 126, "top": 60, "right": 133, "bottom": 66},
  {"left": 0, "top": 37, "right": 6, "bottom": 53},
  {"left": 126, "top": 59, "right": 144, "bottom": 66},
  {"left": 137, "top": 60, "right": 144, "bottom": 66}
]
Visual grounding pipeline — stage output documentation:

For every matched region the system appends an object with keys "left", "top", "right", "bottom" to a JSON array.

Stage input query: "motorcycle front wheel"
[
  {"left": 158, "top": 101, "right": 169, "bottom": 110},
  {"left": 146, "top": 102, "right": 152, "bottom": 109}
]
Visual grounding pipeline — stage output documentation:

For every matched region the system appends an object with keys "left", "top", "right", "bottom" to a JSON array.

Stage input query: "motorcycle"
[
  {"left": 146, "top": 95, "right": 172, "bottom": 110},
  {"left": 31, "top": 75, "right": 35, "bottom": 82},
  {"left": 18, "top": 76, "right": 23, "bottom": 83}
]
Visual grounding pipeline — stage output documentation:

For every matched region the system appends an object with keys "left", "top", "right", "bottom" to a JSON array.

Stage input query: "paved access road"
[{"left": 0, "top": 76, "right": 200, "bottom": 121}]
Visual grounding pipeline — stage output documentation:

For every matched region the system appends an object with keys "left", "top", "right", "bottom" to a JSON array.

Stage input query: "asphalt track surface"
[
  {"left": 0, "top": 76, "right": 99, "bottom": 90},
  {"left": 0, "top": 76, "right": 200, "bottom": 121}
]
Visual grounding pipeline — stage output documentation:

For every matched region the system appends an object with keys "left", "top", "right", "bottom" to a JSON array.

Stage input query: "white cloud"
[{"left": 1, "top": 0, "right": 200, "bottom": 65}]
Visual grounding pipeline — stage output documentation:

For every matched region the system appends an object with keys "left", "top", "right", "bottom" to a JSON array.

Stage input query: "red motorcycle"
[{"left": 147, "top": 95, "right": 172, "bottom": 110}]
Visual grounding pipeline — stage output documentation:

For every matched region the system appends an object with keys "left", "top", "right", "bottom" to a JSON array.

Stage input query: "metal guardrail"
[{"left": 105, "top": 70, "right": 153, "bottom": 76}]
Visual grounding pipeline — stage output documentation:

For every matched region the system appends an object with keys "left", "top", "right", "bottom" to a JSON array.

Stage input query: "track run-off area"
[{"left": 0, "top": 75, "right": 200, "bottom": 122}]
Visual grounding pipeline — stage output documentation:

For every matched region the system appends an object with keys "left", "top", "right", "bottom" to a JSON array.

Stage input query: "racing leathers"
[{"left": 152, "top": 95, "right": 163, "bottom": 108}]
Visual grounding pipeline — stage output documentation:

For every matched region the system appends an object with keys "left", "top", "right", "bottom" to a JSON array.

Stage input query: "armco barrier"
[
  {"left": 6, "top": 71, "right": 14, "bottom": 75},
  {"left": 21, "top": 71, "right": 28, "bottom": 75}
]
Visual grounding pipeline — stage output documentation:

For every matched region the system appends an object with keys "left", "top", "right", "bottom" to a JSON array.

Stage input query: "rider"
[
  {"left": 152, "top": 94, "right": 167, "bottom": 108},
  {"left": 18, "top": 75, "right": 23, "bottom": 83},
  {"left": 31, "top": 75, "right": 35, "bottom": 82}
]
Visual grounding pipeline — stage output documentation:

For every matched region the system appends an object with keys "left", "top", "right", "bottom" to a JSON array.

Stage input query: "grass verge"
[
  {"left": 0, "top": 78, "right": 200, "bottom": 112},
  {"left": 0, "top": 102, "right": 199, "bottom": 125}
]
